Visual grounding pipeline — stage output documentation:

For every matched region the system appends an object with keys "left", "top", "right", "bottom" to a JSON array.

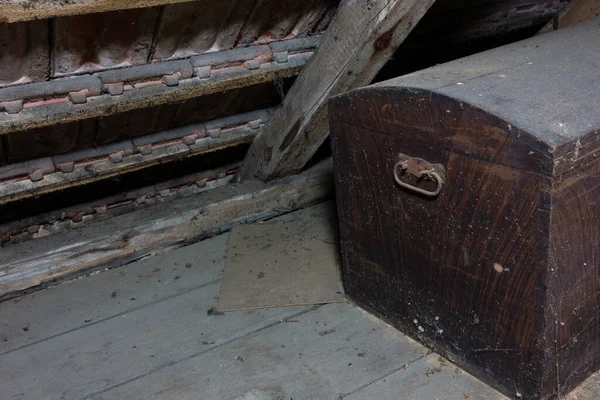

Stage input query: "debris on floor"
[{"left": 218, "top": 212, "right": 345, "bottom": 312}]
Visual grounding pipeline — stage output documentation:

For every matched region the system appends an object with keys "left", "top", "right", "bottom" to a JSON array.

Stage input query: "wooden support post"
[{"left": 237, "top": 0, "right": 436, "bottom": 182}]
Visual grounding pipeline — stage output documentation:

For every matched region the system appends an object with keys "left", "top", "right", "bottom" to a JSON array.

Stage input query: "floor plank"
[
  {"left": 93, "top": 303, "right": 428, "bottom": 400},
  {"left": 344, "top": 353, "right": 508, "bottom": 400},
  {"left": 0, "top": 282, "right": 307, "bottom": 400},
  {"left": 0, "top": 234, "right": 227, "bottom": 354},
  {"left": 0, "top": 202, "right": 518, "bottom": 400}
]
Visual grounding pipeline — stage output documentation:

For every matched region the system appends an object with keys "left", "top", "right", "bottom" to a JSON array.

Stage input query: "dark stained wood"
[
  {"left": 549, "top": 162, "right": 600, "bottom": 395},
  {"left": 330, "top": 18, "right": 600, "bottom": 400}
]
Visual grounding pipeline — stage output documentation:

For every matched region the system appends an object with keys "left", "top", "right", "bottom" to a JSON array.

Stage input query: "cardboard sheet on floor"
[{"left": 217, "top": 215, "right": 344, "bottom": 311}]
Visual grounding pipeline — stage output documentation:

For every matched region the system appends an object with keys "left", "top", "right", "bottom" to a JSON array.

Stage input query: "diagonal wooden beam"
[{"left": 237, "top": 0, "right": 436, "bottom": 182}]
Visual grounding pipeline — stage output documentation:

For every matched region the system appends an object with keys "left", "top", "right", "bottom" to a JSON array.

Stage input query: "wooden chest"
[{"left": 329, "top": 19, "right": 600, "bottom": 400}]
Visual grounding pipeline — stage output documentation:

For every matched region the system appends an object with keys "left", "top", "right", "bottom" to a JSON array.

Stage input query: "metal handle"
[{"left": 393, "top": 154, "right": 445, "bottom": 197}]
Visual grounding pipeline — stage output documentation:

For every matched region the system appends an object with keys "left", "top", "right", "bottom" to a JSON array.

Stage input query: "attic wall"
[
  {"left": 0, "top": 0, "right": 568, "bottom": 246},
  {"left": 0, "top": 0, "right": 338, "bottom": 87}
]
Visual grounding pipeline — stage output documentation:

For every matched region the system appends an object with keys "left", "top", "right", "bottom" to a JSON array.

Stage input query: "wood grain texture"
[
  {"left": 0, "top": 282, "right": 307, "bottom": 400},
  {"left": 548, "top": 159, "right": 600, "bottom": 397},
  {"left": 89, "top": 303, "right": 427, "bottom": 400},
  {"left": 0, "top": 203, "right": 514, "bottom": 400},
  {"left": 330, "top": 89, "right": 552, "bottom": 399},
  {"left": 0, "top": 160, "right": 333, "bottom": 299},
  {"left": 237, "top": 0, "right": 435, "bottom": 181},
  {"left": 0, "top": 235, "right": 227, "bottom": 354},
  {"left": 346, "top": 353, "right": 508, "bottom": 400},
  {"left": 329, "top": 20, "right": 600, "bottom": 399},
  {"left": 0, "top": 0, "right": 202, "bottom": 23}
]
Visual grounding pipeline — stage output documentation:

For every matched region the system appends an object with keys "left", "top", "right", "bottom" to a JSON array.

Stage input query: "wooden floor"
[{"left": 0, "top": 203, "right": 598, "bottom": 400}]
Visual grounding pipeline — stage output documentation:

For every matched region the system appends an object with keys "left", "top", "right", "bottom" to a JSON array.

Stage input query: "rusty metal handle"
[{"left": 393, "top": 154, "right": 445, "bottom": 197}]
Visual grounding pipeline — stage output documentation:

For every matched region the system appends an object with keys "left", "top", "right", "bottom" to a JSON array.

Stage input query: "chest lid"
[{"left": 332, "top": 18, "right": 600, "bottom": 177}]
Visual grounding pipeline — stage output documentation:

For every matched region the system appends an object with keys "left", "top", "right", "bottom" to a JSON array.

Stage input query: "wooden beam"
[
  {"left": 0, "top": 0, "right": 196, "bottom": 23},
  {"left": 538, "top": 0, "right": 600, "bottom": 34},
  {"left": 236, "top": 0, "right": 436, "bottom": 182},
  {"left": 0, "top": 108, "right": 270, "bottom": 206},
  {"left": 0, "top": 50, "right": 312, "bottom": 135},
  {"left": 0, "top": 159, "right": 333, "bottom": 300}
]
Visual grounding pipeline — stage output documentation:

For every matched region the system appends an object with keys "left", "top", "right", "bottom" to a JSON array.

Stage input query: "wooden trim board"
[{"left": 0, "top": 160, "right": 334, "bottom": 301}]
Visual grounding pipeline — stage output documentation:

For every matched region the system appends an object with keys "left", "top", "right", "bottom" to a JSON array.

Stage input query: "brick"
[
  {"left": 56, "top": 162, "right": 75, "bottom": 173},
  {"left": 178, "top": 67, "right": 194, "bottom": 79},
  {"left": 94, "top": 205, "right": 107, "bottom": 214},
  {"left": 248, "top": 120, "right": 261, "bottom": 130},
  {"left": 208, "top": 128, "right": 221, "bottom": 138},
  {"left": 162, "top": 74, "right": 179, "bottom": 87},
  {"left": 86, "top": 87, "right": 102, "bottom": 97},
  {"left": 29, "top": 169, "right": 45, "bottom": 182},
  {"left": 182, "top": 134, "right": 197, "bottom": 145},
  {"left": 2, "top": 100, "right": 23, "bottom": 114},
  {"left": 108, "top": 151, "right": 124, "bottom": 163},
  {"left": 244, "top": 59, "right": 260, "bottom": 70},
  {"left": 273, "top": 51, "right": 289, "bottom": 64},
  {"left": 105, "top": 82, "right": 124, "bottom": 96},
  {"left": 194, "top": 66, "right": 211, "bottom": 79},
  {"left": 68, "top": 89, "right": 87, "bottom": 104},
  {"left": 138, "top": 144, "right": 152, "bottom": 155}
]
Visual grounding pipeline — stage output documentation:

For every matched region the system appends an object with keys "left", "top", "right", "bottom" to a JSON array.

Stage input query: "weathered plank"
[
  {"left": 539, "top": 0, "right": 600, "bottom": 34},
  {"left": 237, "top": 0, "right": 436, "bottom": 181},
  {"left": 0, "top": 160, "right": 333, "bottom": 299},
  {"left": 0, "top": 0, "right": 200, "bottom": 23},
  {"left": 0, "top": 235, "right": 226, "bottom": 354},
  {"left": 0, "top": 281, "right": 309, "bottom": 400},
  {"left": 89, "top": 303, "right": 428, "bottom": 399}
]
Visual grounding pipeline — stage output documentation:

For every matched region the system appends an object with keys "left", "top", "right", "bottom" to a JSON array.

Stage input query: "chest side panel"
[
  {"left": 330, "top": 89, "right": 551, "bottom": 398},
  {"left": 550, "top": 157, "right": 600, "bottom": 396}
]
